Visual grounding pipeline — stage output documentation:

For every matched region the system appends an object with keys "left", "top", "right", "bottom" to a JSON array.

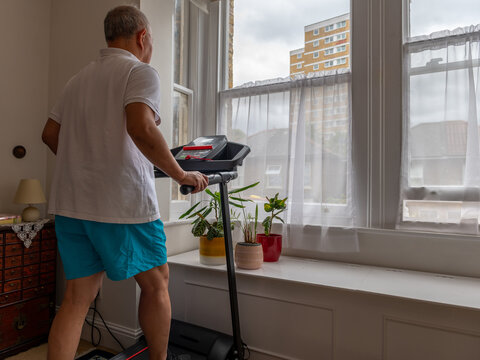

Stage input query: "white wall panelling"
[{"left": 169, "top": 258, "right": 480, "bottom": 360}]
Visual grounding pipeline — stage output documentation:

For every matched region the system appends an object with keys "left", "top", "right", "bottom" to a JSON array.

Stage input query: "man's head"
[{"left": 104, "top": 5, "right": 153, "bottom": 63}]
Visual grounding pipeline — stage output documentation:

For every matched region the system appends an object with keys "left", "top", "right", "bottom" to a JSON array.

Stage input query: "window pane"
[
  {"left": 231, "top": 0, "right": 350, "bottom": 87},
  {"left": 171, "top": 90, "right": 189, "bottom": 201},
  {"left": 174, "top": 0, "right": 188, "bottom": 87},
  {"left": 409, "top": 0, "right": 480, "bottom": 38},
  {"left": 401, "top": 2, "right": 480, "bottom": 230}
]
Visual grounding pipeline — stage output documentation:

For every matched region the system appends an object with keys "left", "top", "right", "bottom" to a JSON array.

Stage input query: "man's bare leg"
[
  {"left": 47, "top": 271, "right": 104, "bottom": 360},
  {"left": 134, "top": 264, "right": 171, "bottom": 360}
]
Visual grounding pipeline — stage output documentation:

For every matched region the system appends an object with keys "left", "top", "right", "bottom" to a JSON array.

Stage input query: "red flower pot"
[{"left": 256, "top": 234, "right": 282, "bottom": 262}]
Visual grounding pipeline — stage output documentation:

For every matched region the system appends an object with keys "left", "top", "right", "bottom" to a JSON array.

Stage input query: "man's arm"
[
  {"left": 125, "top": 102, "right": 208, "bottom": 193},
  {"left": 42, "top": 118, "right": 61, "bottom": 155}
]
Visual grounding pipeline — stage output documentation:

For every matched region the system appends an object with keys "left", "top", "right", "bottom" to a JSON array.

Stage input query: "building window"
[
  {"left": 266, "top": 165, "right": 282, "bottom": 188},
  {"left": 313, "top": 28, "right": 319, "bottom": 35},
  {"left": 313, "top": 64, "right": 319, "bottom": 70},
  {"left": 297, "top": 53, "right": 302, "bottom": 59},
  {"left": 325, "top": 24, "right": 334, "bottom": 32},
  {"left": 313, "top": 40, "right": 319, "bottom": 47},
  {"left": 313, "top": 51, "right": 319, "bottom": 58},
  {"left": 296, "top": 63, "right": 302, "bottom": 69},
  {"left": 324, "top": 48, "right": 334, "bottom": 56},
  {"left": 336, "top": 45, "right": 346, "bottom": 53}
]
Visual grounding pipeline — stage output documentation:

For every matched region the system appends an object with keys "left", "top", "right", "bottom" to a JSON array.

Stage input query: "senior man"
[{"left": 42, "top": 5, "right": 206, "bottom": 360}]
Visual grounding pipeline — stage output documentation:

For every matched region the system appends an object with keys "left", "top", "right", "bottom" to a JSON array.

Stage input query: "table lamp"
[{"left": 14, "top": 179, "right": 47, "bottom": 222}]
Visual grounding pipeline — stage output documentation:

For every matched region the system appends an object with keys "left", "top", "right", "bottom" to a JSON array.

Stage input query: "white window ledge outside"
[{"left": 168, "top": 250, "right": 480, "bottom": 311}]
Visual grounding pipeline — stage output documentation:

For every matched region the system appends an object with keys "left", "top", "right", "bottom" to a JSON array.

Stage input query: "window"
[
  {"left": 325, "top": 36, "right": 333, "bottom": 44},
  {"left": 336, "top": 45, "right": 346, "bottom": 53},
  {"left": 200, "top": 0, "right": 480, "bottom": 271},
  {"left": 398, "top": 0, "right": 480, "bottom": 234},
  {"left": 222, "top": 0, "right": 353, "bottom": 244},
  {"left": 297, "top": 53, "right": 302, "bottom": 59},
  {"left": 325, "top": 48, "right": 334, "bottom": 55},
  {"left": 325, "top": 24, "right": 334, "bottom": 32},
  {"left": 313, "top": 40, "right": 319, "bottom": 47},
  {"left": 296, "top": 63, "right": 302, "bottom": 69},
  {"left": 266, "top": 165, "right": 282, "bottom": 188}
]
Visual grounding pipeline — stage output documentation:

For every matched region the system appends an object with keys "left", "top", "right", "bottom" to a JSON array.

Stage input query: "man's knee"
[
  {"left": 63, "top": 272, "right": 104, "bottom": 308},
  {"left": 135, "top": 264, "right": 169, "bottom": 293}
]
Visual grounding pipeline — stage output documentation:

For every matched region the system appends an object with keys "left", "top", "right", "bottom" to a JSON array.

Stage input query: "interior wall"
[
  {"left": 48, "top": 0, "right": 142, "bottom": 333},
  {"left": 49, "top": 0, "right": 179, "bottom": 348},
  {"left": 0, "top": 0, "right": 51, "bottom": 216}
]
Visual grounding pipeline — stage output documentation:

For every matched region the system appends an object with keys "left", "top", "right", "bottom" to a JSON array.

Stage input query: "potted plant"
[
  {"left": 232, "top": 183, "right": 263, "bottom": 270},
  {"left": 179, "top": 182, "right": 258, "bottom": 265},
  {"left": 257, "top": 193, "right": 287, "bottom": 262}
]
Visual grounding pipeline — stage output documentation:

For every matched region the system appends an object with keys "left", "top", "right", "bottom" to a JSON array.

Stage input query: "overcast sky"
[{"left": 232, "top": 0, "right": 480, "bottom": 87}]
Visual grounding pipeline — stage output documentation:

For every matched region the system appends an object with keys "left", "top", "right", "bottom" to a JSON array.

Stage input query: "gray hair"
[{"left": 104, "top": 5, "right": 149, "bottom": 43}]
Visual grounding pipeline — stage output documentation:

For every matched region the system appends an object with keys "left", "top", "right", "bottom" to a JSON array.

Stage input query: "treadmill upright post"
[{"left": 218, "top": 180, "right": 244, "bottom": 360}]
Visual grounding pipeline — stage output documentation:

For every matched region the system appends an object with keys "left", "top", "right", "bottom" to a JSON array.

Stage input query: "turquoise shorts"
[{"left": 55, "top": 215, "right": 167, "bottom": 281}]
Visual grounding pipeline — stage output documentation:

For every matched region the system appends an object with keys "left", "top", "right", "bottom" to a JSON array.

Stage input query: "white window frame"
[
  {"left": 212, "top": 0, "right": 480, "bottom": 276},
  {"left": 313, "top": 64, "right": 319, "bottom": 70},
  {"left": 313, "top": 40, "right": 319, "bottom": 47},
  {"left": 313, "top": 51, "right": 319, "bottom": 58},
  {"left": 313, "top": 28, "right": 319, "bottom": 35},
  {"left": 296, "top": 53, "right": 302, "bottom": 59},
  {"left": 296, "top": 63, "right": 302, "bottom": 69}
]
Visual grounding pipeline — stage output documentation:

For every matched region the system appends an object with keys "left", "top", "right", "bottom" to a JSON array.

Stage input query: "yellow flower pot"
[{"left": 199, "top": 236, "right": 226, "bottom": 265}]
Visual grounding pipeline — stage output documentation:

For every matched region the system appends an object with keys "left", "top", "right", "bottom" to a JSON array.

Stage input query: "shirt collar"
[{"left": 100, "top": 47, "right": 138, "bottom": 60}]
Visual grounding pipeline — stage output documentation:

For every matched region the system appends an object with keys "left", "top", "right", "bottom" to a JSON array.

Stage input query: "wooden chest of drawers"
[{"left": 0, "top": 222, "right": 56, "bottom": 358}]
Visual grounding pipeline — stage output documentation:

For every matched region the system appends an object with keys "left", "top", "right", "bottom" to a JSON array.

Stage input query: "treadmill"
[{"left": 111, "top": 136, "right": 250, "bottom": 360}]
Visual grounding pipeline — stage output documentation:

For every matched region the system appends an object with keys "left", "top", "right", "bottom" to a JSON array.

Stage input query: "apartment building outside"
[{"left": 290, "top": 13, "right": 350, "bottom": 76}]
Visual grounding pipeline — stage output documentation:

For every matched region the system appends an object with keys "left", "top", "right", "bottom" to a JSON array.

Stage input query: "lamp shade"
[{"left": 14, "top": 179, "right": 47, "bottom": 205}]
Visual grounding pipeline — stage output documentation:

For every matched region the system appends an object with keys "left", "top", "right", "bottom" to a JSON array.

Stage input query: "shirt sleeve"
[
  {"left": 49, "top": 82, "right": 69, "bottom": 124},
  {"left": 124, "top": 64, "right": 162, "bottom": 125}
]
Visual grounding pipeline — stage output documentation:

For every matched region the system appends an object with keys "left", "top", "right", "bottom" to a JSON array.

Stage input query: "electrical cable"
[
  {"left": 84, "top": 295, "right": 126, "bottom": 351},
  {"left": 242, "top": 342, "right": 250, "bottom": 360}
]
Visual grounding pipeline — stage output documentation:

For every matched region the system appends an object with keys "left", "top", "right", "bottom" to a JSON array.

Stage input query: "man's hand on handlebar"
[{"left": 179, "top": 171, "right": 209, "bottom": 194}]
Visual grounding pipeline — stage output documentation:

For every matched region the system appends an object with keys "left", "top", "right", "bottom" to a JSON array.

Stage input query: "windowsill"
[{"left": 168, "top": 250, "right": 480, "bottom": 311}]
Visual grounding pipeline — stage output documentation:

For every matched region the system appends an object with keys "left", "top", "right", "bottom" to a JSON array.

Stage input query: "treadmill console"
[{"left": 174, "top": 135, "right": 228, "bottom": 161}]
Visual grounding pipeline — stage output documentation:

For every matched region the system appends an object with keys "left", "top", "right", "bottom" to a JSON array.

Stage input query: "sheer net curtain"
[
  {"left": 218, "top": 71, "right": 358, "bottom": 252},
  {"left": 398, "top": 26, "right": 480, "bottom": 234}
]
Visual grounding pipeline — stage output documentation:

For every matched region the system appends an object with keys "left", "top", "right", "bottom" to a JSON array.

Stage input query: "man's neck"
[{"left": 107, "top": 39, "right": 142, "bottom": 62}]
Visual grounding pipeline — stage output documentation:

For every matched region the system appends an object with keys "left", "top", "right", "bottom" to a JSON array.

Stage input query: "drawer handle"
[{"left": 15, "top": 319, "right": 26, "bottom": 330}]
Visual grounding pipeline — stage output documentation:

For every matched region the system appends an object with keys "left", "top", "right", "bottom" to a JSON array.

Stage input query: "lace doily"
[{"left": 11, "top": 219, "right": 49, "bottom": 248}]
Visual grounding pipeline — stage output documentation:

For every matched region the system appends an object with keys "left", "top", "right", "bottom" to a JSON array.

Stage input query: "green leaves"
[
  {"left": 262, "top": 193, "right": 288, "bottom": 235},
  {"left": 228, "top": 181, "right": 260, "bottom": 195},
  {"left": 180, "top": 181, "right": 262, "bottom": 239}
]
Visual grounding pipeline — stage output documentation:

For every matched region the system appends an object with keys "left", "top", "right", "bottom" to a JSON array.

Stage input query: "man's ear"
[{"left": 136, "top": 28, "right": 147, "bottom": 49}]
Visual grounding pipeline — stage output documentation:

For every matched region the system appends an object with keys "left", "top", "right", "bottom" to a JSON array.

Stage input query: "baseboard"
[{"left": 52, "top": 305, "right": 142, "bottom": 353}]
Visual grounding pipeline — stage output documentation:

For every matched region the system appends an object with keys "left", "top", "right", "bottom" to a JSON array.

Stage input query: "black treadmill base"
[{"left": 110, "top": 320, "right": 233, "bottom": 360}]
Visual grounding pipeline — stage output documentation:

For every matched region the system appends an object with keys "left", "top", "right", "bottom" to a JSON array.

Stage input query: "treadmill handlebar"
[{"left": 180, "top": 171, "right": 238, "bottom": 195}]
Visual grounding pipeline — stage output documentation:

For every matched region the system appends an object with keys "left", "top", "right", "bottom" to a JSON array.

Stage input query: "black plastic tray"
[{"left": 154, "top": 141, "right": 250, "bottom": 178}]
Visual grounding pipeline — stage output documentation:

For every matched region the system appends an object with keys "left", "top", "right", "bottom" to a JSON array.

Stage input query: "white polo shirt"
[{"left": 48, "top": 48, "right": 162, "bottom": 223}]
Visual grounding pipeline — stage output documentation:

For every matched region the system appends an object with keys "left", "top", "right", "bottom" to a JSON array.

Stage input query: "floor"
[{"left": 5, "top": 339, "right": 117, "bottom": 360}]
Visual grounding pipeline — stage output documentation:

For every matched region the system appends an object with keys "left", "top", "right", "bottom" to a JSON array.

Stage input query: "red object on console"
[
  {"left": 256, "top": 234, "right": 282, "bottom": 262},
  {"left": 183, "top": 145, "right": 213, "bottom": 151}
]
